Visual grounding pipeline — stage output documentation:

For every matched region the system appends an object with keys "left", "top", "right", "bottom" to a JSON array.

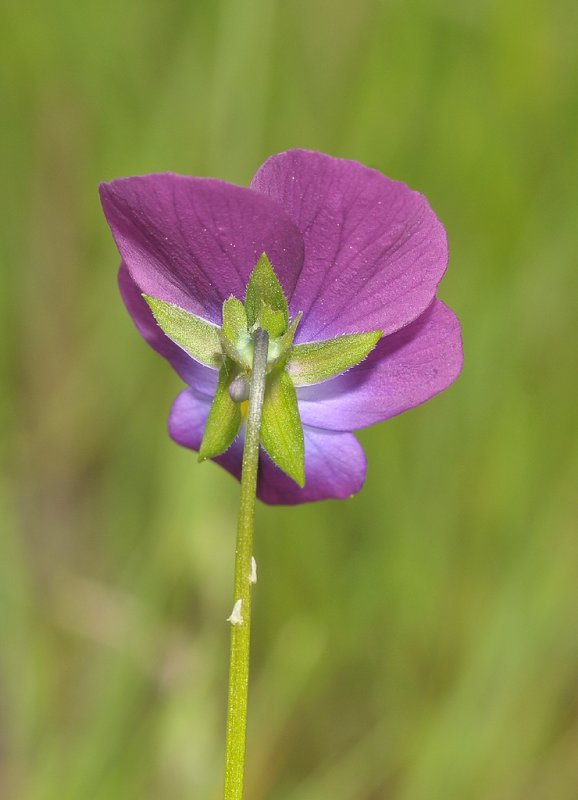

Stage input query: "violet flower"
[{"left": 100, "top": 149, "right": 462, "bottom": 505}]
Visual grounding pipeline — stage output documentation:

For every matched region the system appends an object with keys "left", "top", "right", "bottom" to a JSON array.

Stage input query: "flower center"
[{"left": 218, "top": 253, "right": 302, "bottom": 392}]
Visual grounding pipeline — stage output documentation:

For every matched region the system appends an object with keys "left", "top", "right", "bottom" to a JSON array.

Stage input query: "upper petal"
[
  {"left": 251, "top": 149, "right": 448, "bottom": 341},
  {"left": 296, "top": 300, "right": 463, "bottom": 431},
  {"left": 168, "top": 389, "right": 367, "bottom": 505},
  {"left": 101, "top": 173, "right": 304, "bottom": 324},
  {"left": 119, "top": 264, "right": 218, "bottom": 396}
]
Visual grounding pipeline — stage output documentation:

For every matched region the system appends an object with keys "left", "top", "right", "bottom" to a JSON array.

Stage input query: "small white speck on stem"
[
  {"left": 227, "top": 599, "right": 243, "bottom": 625},
  {"left": 249, "top": 556, "right": 257, "bottom": 584}
]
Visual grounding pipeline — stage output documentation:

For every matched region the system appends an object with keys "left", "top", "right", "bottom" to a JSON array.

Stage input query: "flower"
[{"left": 100, "top": 149, "right": 463, "bottom": 505}]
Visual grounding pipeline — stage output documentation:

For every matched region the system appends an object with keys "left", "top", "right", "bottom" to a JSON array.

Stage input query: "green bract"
[{"left": 144, "top": 254, "right": 382, "bottom": 486}]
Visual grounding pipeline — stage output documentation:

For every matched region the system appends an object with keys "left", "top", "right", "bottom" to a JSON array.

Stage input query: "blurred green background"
[{"left": 1, "top": 0, "right": 577, "bottom": 798}]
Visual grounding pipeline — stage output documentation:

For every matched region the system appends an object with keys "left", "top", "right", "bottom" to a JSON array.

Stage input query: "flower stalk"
[{"left": 223, "top": 327, "right": 269, "bottom": 800}]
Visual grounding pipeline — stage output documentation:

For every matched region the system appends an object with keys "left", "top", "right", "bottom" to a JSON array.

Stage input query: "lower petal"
[
  {"left": 258, "top": 426, "right": 367, "bottom": 505},
  {"left": 169, "top": 389, "right": 367, "bottom": 505},
  {"left": 296, "top": 300, "right": 463, "bottom": 431}
]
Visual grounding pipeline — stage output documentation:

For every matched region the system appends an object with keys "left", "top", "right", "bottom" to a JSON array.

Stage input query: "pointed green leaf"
[
  {"left": 261, "top": 371, "right": 305, "bottom": 486},
  {"left": 288, "top": 330, "right": 382, "bottom": 386},
  {"left": 143, "top": 294, "right": 222, "bottom": 369},
  {"left": 199, "top": 366, "right": 242, "bottom": 461},
  {"left": 245, "top": 253, "right": 289, "bottom": 328}
]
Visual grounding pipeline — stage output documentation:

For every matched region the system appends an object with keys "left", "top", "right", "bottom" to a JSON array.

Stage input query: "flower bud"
[{"left": 228, "top": 375, "right": 250, "bottom": 403}]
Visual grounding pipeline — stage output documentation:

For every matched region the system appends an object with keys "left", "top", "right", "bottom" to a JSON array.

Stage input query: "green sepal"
[
  {"left": 245, "top": 253, "right": 289, "bottom": 329},
  {"left": 281, "top": 312, "right": 303, "bottom": 350},
  {"left": 198, "top": 364, "right": 242, "bottom": 461},
  {"left": 261, "top": 370, "right": 305, "bottom": 486},
  {"left": 268, "top": 312, "right": 303, "bottom": 368},
  {"left": 259, "top": 306, "right": 286, "bottom": 338},
  {"left": 287, "top": 330, "right": 382, "bottom": 386},
  {"left": 222, "top": 296, "right": 248, "bottom": 343},
  {"left": 220, "top": 296, "right": 252, "bottom": 366},
  {"left": 219, "top": 329, "right": 250, "bottom": 366},
  {"left": 143, "top": 295, "right": 221, "bottom": 369}
]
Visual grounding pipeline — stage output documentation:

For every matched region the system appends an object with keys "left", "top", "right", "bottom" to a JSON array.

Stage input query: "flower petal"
[
  {"left": 119, "top": 264, "right": 218, "bottom": 396},
  {"left": 296, "top": 300, "right": 463, "bottom": 431},
  {"left": 168, "top": 389, "right": 366, "bottom": 505},
  {"left": 258, "top": 427, "right": 367, "bottom": 505},
  {"left": 101, "top": 173, "right": 304, "bottom": 323},
  {"left": 251, "top": 149, "right": 448, "bottom": 341}
]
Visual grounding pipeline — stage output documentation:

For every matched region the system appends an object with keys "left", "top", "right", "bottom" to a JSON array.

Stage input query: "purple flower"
[{"left": 100, "top": 149, "right": 462, "bottom": 505}]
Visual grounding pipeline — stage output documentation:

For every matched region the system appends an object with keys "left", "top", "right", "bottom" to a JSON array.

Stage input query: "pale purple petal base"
[
  {"left": 259, "top": 428, "right": 366, "bottom": 505},
  {"left": 169, "top": 389, "right": 367, "bottom": 505}
]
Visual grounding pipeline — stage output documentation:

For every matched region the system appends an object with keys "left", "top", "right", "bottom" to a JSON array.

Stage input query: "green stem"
[{"left": 223, "top": 327, "right": 269, "bottom": 800}]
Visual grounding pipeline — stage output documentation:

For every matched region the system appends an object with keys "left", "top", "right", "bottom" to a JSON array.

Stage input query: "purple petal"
[
  {"left": 251, "top": 149, "right": 448, "bottom": 341},
  {"left": 258, "top": 427, "right": 367, "bottom": 505},
  {"left": 119, "top": 264, "right": 218, "bottom": 396},
  {"left": 100, "top": 173, "right": 304, "bottom": 324},
  {"left": 296, "top": 300, "right": 463, "bottom": 431},
  {"left": 169, "top": 389, "right": 367, "bottom": 505}
]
